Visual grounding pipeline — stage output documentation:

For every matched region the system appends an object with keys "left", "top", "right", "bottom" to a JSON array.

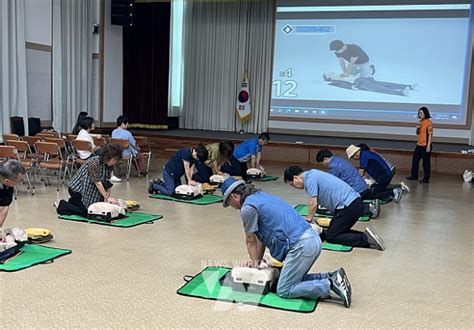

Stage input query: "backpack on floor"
[{"left": 0, "top": 228, "right": 28, "bottom": 264}]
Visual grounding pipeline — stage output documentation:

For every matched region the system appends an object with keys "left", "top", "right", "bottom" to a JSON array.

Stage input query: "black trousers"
[
  {"left": 411, "top": 145, "right": 431, "bottom": 180},
  {"left": 361, "top": 169, "right": 395, "bottom": 201},
  {"left": 57, "top": 188, "right": 88, "bottom": 217},
  {"left": 318, "top": 203, "right": 372, "bottom": 217},
  {"left": 319, "top": 198, "right": 369, "bottom": 248},
  {"left": 193, "top": 160, "right": 213, "bottom": 183},
  {"left": 220, "top": 155, "right": 248, "bottom": 178}
]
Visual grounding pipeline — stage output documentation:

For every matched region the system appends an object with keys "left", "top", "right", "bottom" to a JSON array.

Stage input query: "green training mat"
[
  {"left": 294, "top": 204, "right": 370, "bottom": 222},
  {"left": 251, "top": 175, "right": 279, "bottom": 182},
  {"left": 59, "top": 211, "right": 162, "bottom": 227},
  {"left": 0, "top": 244, "right": 71, "bottom": 272},
  {"left": 322, "top": 242, "right": 352, "bottom": 252},
  {"left": 177, "top": 266, "right": 318, "bottom": 313},
  {"left": 149, "top": 193, "right": 223, "bottom": 205}
]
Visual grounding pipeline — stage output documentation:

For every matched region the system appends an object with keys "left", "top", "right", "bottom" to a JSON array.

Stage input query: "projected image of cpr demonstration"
[{"left": 270, "top": 5, "right": 472, "bottom": 125}]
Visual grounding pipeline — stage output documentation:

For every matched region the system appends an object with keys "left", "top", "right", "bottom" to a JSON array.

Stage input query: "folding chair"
[
  {"left": 108, "top": 138, "right": 135, "bottom": 181},
  {"left": 21, "top": 136, "right": 43, "bottom": 158},
  {"left": 70, "top": 140, "right": 93, "bottom": 169},
  {"left": 34, "top": 142, "right": 70, "bottom": 191},
  {"left": 43, "top": 137, "right": 75, "bottom": 180},
  {"left": 2, "top": 134, "right": 20, "bottom": 142},
  {"left": 93, "top": 136, "right": 106, "bottom": 148},
  {"left": 134, "top": 136, "right": 152, "bottom": 174},
  {"left": 66, "top": 134, "right": 78, "bottom": 141},
  {"left": 0, "top": 145, "right": 35, "bottom": 196},
  {"left": 36, "top": 132, "right": 58, "bottom": 139}
]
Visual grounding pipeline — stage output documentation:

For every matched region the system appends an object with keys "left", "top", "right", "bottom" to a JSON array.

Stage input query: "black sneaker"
[
  {"left": 329, "top": 267, "right": 351, "bottom": 308},
  {"left": 148, "top": 180, "right": 157, "bottom": 194},
  {"left": 419, "top": 178, "right": 429, "bottom": 183},
  {"left": 405, "top": 176, "right": 418, "bottom": 181}
]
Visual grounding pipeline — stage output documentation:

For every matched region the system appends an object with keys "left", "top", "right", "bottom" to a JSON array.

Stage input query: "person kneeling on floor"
[
  {"left": 56, "top": 144, "right": 123, "bottom": 217},
  {"left": 316, "top": 148, "right": 379, "bottom": 218},
  {"left": 193, "top": 141, "right": 234, "bottom": 183},
  {"left": 346, "top": 144, "right": 403, "bottom": 203},
  {"left": 0, "top": 160, "right": 26, "bottom": 228},
  {"left": 149, "top": 146, "right": 208, "bottom": 196},
  {"left": 220, "top": 133, "right": 269, "bottom": 178},
  {"left": 284, "top": 166, "right": 385, "bottom": 251},
  {"left": 221, "top": 177, "right": 352, "bottom": 307}
]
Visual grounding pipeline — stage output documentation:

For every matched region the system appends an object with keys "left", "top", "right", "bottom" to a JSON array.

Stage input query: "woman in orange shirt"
[{"left": 406, "top": 106, "right": 433, "bottom": 183}]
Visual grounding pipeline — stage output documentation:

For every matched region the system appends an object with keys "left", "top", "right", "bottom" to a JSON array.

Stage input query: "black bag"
[{"left": 0, "top": 241, "right": 26, "bottom": 264}]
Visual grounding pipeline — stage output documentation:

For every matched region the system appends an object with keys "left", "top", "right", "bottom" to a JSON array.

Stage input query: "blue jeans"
[
  {"left": 277, "top": 228, "right": 331, "bottom": 300},
  {"left": 152, "top": 170, "right": 181, "bottom": 196},
  {"left": 353, "top": 62, "right": 371, "bottom": 77}
]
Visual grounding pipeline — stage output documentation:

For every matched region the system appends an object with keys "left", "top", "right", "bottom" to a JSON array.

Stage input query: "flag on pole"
[{"left": 236, "top": 71, "right": 252, "bottom": 122}]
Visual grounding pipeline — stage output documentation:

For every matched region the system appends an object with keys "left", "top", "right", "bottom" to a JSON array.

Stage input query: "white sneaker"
[
  {"left": 365, "top": 226, "right": 385, "bottom": 251},
  {"left": 111, "top": 175, "right": 122, "bottom": 182},
  {"left": 393, "top": 187, "right": 403, "bottom": 203},
  {"left": 463, "top": 170, "right": 472, "bottom": 183},
  {"left": 400, "top": 181, "right": 411, "bottom": 193}
]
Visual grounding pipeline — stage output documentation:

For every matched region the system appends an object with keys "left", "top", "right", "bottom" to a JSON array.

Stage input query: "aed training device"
[
  {"left": 174, "top": 184, "right": 203, "bottom": 200},
  {"left": 209, "top": 174, "right": 230, "bottom": 186},
  {"left": 220, "top": 263, "right": 280, "bottom": 295},
  {"left": 87, "top": 202, "right": 126, "bottom": 222},
  {"left": 246, "top": 168, "right": 265, "bottom": 179}
]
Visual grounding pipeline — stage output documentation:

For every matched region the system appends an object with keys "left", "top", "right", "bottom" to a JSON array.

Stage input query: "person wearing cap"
[
  {"left": 329, "top": 40, "right": 372, "bottom": 78},
  {"left": 316, "top": 148, "right": 380, "bottom": 218},
  {"left": 148, "top": 146, "right": 209, "bottom": 196},
  {"left": 220, "top": 133, "right": 270, "bottom": 178},
  {"left": 283, "top": 166, "right": 385, "bottom": 251},
  {"left": 346, "top": 144, "right": 403, "bottom": 203},
  {"left": 221, "top": 177, "right": 352, "bottom": 307},
  {"left": 0, "top": 160, "right": 25, "bottom": 228}
]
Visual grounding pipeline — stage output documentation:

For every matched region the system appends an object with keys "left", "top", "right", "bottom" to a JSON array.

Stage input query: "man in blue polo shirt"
[
  {"left": 346, "top": 144, "right": 403, "bottom": 203},
  {"left": 316, "top": 149, "right": 379, "bottom": 218},
  {"left": 221, "top": 177, "right": 352, "bottom": 307},
  {"left": 284, "top": 166, "right": 385, "bottom": 251},
  {"left": 221, "top": 133, "right": 270, "bottom": 178},
  {"left": 148, "top": 146, "right": 208, "bottom": 196}
]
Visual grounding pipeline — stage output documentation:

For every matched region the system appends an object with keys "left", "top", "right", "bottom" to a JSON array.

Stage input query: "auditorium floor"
[{"left": 2, "top": 164, "right": 473, "bottom": 328}]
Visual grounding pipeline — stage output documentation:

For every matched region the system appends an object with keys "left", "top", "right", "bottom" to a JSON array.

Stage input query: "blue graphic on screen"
[{"left": 271, "top": 6, "right": 472, "bottom": 125}]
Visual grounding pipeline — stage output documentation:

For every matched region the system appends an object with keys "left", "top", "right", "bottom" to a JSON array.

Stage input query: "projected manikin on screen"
[
  {"left": 270, "top": 6, "right": 472, "bottom": 125},
  {"left": 325, "top": 39, "right": 415, "bottom": 97}
]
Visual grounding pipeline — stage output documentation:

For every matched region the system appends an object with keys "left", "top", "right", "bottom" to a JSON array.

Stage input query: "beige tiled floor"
[{"left": 2, "top": 164, "right": 473, "bottom": 328}]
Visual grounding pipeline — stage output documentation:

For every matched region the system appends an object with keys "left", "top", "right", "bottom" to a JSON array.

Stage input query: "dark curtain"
[{"left": 123, "top": 2, "right": 170, "bottom": 128}]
